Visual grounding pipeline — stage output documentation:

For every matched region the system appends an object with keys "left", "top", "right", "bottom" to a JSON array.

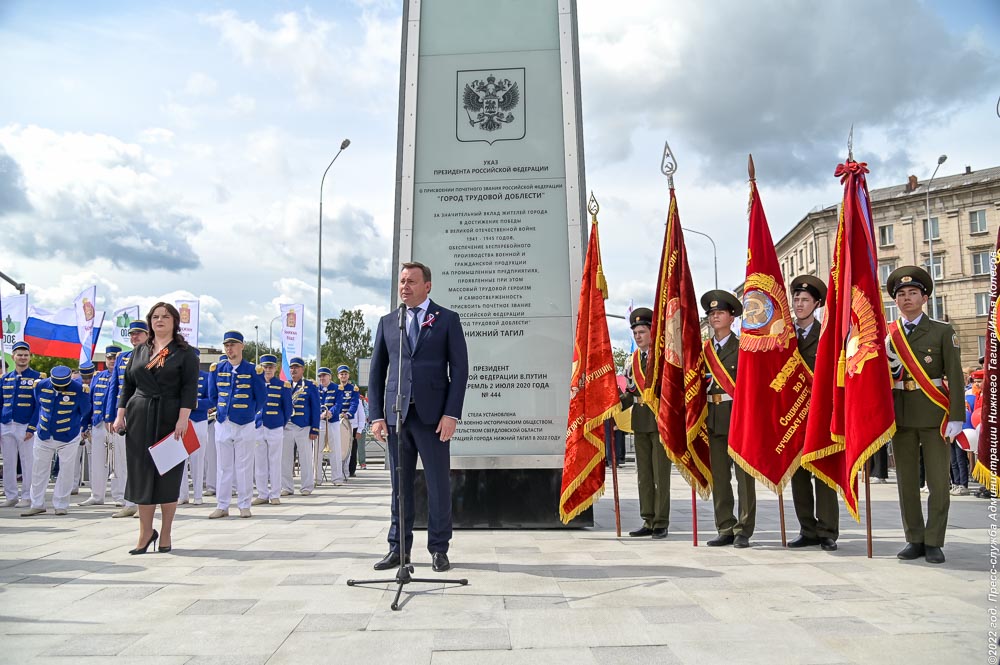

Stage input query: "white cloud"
[
  {"left": 0, "top": 124, "right": 203, "bottom": 271},
  {"left": 138, "top": 127, "right": 175, "bottom": 144},
  {"left": 228, "top": 93, "right": 256, "bottom": 114},
  {"left": 183, "top": 72, "right": 218, "bottom": 97},
  {"left": 244, "top": 126, "right": 290, "bottom": 177}
]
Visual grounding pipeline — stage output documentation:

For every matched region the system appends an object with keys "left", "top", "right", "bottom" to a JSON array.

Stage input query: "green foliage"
[
  {"left": 612, "top": 346, "right": 630, "bottom": 373},
  {"left": 321, "top": 309, "right": 373, "bottom": 377}
]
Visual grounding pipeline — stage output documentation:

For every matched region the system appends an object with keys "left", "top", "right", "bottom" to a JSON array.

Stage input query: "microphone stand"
[{"left": 347, "top": 304, "right": 468, "bottom": 610}]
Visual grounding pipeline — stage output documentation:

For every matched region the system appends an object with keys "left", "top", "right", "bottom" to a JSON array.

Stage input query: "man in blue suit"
[{"left": 369, "top": 262, "right": 469, "bottom": 573}]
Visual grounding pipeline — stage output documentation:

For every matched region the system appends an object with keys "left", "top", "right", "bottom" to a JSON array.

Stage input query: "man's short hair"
[{"left": 401, "top": 261, "right": 432, "bottom": 283}]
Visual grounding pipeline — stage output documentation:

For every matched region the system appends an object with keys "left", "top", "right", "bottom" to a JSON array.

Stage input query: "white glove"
[{"left": 944, "top": 421, "right": 964, "bottom": 441}]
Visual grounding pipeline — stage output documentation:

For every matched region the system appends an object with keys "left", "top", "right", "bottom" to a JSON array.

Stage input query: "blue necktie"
[{"left": 408, "top": 307, "right": 421, "bottom": 350}]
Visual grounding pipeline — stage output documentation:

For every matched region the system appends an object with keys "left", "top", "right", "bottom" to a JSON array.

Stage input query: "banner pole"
[
  {"left": 864, "top": 463, "right": 873, "bottom": 558},
  {"left": 691, "top": 486, "right": 698, "bottom": 546},
  {"left": 607, "top": 422, "right": 621, "bottom": 537}
]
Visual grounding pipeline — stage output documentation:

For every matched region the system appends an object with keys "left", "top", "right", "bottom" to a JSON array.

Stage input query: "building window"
[
  {"left": 808, "top": 241, "right": 815, "bottom": 264},
  {"left": 929, "top": 295, "right": 945, "bottom": 319},
  {"left": 878, "top": 224, "right": 894, "bottom": 247},
  {"left": 884, "top": 302, "right": 899, "bottom": 321},
  {"left": 922, "top": 217, "right": 940, "bottom": 241},
  {"left": 981, "top": 336, "right": 988, "bottom": 359},
  {"left": 972, "top": 251, "right": 991, "bottom": 276},
  {"left": 879, "top": 262, "right": 896, "bottom": 285},
  {"left": 798, "top": 249, "right": 804, "bottom": 271},
  {"left": 922, "top": 255, "right": 944, "bottom": 281},
  {"left": 976, "top": 293, "right": 991, "bottom": 317},
  {"left": 970, "top": 210, "right": 988, "bottom": 235}
]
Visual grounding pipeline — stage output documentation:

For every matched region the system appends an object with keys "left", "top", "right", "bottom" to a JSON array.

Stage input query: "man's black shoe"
[
  {"left": 629, "top": 526, "right": 654, "bottom": 537},
  {"left": 787, "top": 535, "right": 820, "bottom": 548},
  {"left": 733, "top": 535, "right": 750, "bottom": 549},
  {"left": 373, "top": 551, "right": 409, "bottom": 571},
  {"left": 924, "top": 546, "right": 945, "bottom": 564},
  {"left": 651, "top": 528, "right": 668, "bottom": 540},
  {"left": 819, "top": 537, "right": 838, "bottom": 552},
  {"left": 896, "top": 542, "right": 925, "bottom": 560},
  {"left": 707, "top": 534, "right": 735, "bottom": 547},
  {"left": 431, "top": 552, "right": 451, "bottom": 572}
]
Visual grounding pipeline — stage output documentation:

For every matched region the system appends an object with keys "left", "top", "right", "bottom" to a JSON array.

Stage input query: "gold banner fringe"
[
  {"left": 559, "top": 402, "right": 622, "bottom": 524},
  {"left": 973, "top": 460, "right": 999, "bottom": 495},
  {"left": 728, "top": 447, "right": 802, "bottom": 495},
  {"left": 842, "top": 423, "right": 897, "bottom": 522}
]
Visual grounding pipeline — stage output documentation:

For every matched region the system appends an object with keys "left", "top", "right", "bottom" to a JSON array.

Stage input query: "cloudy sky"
[{"left": 1, "top": 0, "right": 997, "bottom": 353}]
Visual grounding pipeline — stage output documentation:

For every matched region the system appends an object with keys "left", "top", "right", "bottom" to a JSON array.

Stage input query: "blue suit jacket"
[{"left": 369, "top": 300, "right": 468, "bottom": 428}]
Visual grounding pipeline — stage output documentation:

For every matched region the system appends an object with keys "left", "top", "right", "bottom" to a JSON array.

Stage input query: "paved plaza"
[{"left": 0, "top": 462, "right": 992, "bottom": 664}]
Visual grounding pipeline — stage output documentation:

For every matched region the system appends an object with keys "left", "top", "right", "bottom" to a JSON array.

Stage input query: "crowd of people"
[{"left": 0, "top": 310, "right": 370, "bottom": 539}]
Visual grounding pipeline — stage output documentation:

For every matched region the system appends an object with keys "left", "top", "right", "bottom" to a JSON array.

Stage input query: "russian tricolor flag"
[{"left": 25, "top": 305, "right": 104, "bottom": 361}]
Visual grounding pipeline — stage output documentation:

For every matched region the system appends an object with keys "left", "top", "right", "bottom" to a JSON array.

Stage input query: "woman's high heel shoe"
[
  {"left": 129, "top": 529, "right": 158, "bottom": 555},
  {"left": 158, "top": 543, "right": 172, "bottom": 553}
]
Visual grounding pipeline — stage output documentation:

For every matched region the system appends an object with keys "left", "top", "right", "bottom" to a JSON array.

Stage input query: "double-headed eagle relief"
[
  {"left": 462, "top": 75, "right": 520, "bottom": 131},
  {"left": 456, "top": 68, "right": 525, "bottom": 145}
]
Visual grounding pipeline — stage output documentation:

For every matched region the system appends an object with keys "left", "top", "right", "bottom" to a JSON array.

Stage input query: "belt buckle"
[
  {"left": 904, "top": 380, "right": 918, "bottom": 391},
  {"left": 709, "top": 394, "right": 721, "bottom": 404}
]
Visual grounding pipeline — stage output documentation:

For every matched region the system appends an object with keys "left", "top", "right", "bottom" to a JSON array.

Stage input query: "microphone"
[{"left": 397, "top": 303, "right": 407, "bottom": 330}]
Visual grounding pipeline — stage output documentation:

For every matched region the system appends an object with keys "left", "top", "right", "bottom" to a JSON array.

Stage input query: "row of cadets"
[
  {"left": 315, "top": 366, "right": 339, "bottom": 486},
  {"left": 208, "top": 331, "right": 267, "bottom": 519},
  {"left": 178, "top": 348, "right": 211, "bottom": 506},
  {"left": 252, "top": 354, "right": 292, "bottom": 505},
  {"left": 202, "top": 354, "right": 225, "bottom": 498},
  {"left": 21, "top": 365, "right": 91, "bottom": 516},
  {"left": 70, "top": 360, "right": 97, "bottom": 495},
  {"left": 104, "top": 321, "right": 149, "bottom": 518},
  {"left": 282, "top": 357, "right": 320, "bottom": 496},
  {"left": 1, "top": 341, "right": 42, "bottom": 507},
  {"left": 78, "top": 346, "right": 121, "bottom": 506},
  {"left": 348, "top": 374, "right": 368, "bottom": 475},
  {"left": 333, "top": 364, "right": 360, "bottom": 481}
]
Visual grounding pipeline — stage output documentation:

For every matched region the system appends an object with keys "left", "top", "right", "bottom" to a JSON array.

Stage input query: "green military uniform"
[
  {"left": 788, "top": 275, "right": 840, "bottom": 546},
  {"left": 702, "top": 291, "right": 756, "bottom": 542},
  {"left": 886, "top": 267, "right": 965, "bottom": 560},
  {"left": 621, "top": 308, "right": 671, "bottom": 536}
]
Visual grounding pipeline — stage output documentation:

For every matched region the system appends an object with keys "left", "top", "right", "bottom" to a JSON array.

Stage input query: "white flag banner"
[
  {"left": 112, "top": 306, "right": 141, "bottom": 350},
  {"left": 280, "top": 303, "right": 304, "bottom": 380},
  {"left": 74, "top": 285, "right": 98, "bottom": 364},
  {"left": 176, "top": 299, "right": 200, "bottom": 348},
  {"left": 1, "top": 293, "right": 28, "bottom": 373}
]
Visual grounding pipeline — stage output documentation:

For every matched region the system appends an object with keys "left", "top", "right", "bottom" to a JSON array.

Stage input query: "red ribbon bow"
[{"left": 834, "top": 160, "right": 870, "bottom": 184}]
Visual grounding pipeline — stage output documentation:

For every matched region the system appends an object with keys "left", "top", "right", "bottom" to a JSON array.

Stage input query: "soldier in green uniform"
[
  {"left": 885, "top": 266, "right": 965, "bottom": 565},
  {"left": 787, "top": 275, "right": 840, "bottom": 552},
  {"left": 619, "top": 307, "right": 671, "bottom": 539},
  {"left": 701, "top": 290, "right": 755, "bottom": 548}
]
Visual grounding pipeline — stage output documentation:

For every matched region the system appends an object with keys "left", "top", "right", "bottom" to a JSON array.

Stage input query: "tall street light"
[
  {"left": 254, "top": 325, "right": 260, "bottom": 364},
  {"left": 268, "top": 314, "right": 281, "bottom": 350},
  {"left": 317, "top": 139, "right": 351, "bottom": 378},
  {"left": 925, "top": 154, "right": 946, "bottom": 319},
  {"left": 682, "top": 227, "right": 718, "bottom": 289}
]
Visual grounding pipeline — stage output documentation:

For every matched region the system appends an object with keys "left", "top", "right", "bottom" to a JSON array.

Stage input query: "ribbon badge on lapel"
[{"left": 422, "top": 312, "right": 438, "bottom": 329}]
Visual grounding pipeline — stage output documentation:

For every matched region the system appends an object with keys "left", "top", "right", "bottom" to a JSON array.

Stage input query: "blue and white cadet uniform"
[
  {"left": 1, "top": 341, "right": 42, "bottom": 506},
  {"left": 281, "top": 357, "right": 321, "bottom": 495},
  {"left": 331, "top": 364, "right": 361, "bottom": 481},
  {"left": 178, "top": 348, "right": 211, "bottom": 505},
  {"left": 202, "top": 354, "right": 227, "bottom": 498},
  {"left": 79, "top": 347, "right": 119, "bottom": 506},
  {"left": 209, "top": 331, "right": 267, "bottom": 515},
  {"left": 253, "top": 355, "right": 292, "bottom": 503},
  {"left": 71, "top": 361, "right": 97, "bottom": 492},
  {"left": 23, "top": 366, "right": 91, "bottom": 515},
  {"left": 316, "top": 367, "right": 339, "bottom": 485},
  {"left": 105, "top": 321, "right": 148, "bottom": 511}
]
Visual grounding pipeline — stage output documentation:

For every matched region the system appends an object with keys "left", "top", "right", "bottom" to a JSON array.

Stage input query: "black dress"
[{"left": 122, "top": 341, "right": 199, "bottom": 505}]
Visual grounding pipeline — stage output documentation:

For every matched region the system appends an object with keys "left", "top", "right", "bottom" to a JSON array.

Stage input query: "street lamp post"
[
  {"left": 268, "top": 314, "right": 281, "bottom": 350},
  {"left": 254, "top": 325, "right": 260, "bottom": 364},
  {"left": 682, "top": 227, "right": 718, "bottom": 289},
  {"left": 317, "top": 139, "right": 351, "bottom": 379},
  {"left": 925, "top": 154, "right": 947, "bottom": 319}
]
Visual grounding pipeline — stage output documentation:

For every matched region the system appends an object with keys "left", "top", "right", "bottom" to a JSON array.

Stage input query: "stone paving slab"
[{"left": 0, "top": 466, "right": 992, "bottom": 664}]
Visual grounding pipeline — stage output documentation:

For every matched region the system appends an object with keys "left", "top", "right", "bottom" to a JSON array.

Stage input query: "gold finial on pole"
[
  {"left": 748, "top": 153, "right": 756, "bottom": 182},
  {"left": 588, "top": 191, "right": 599, "bottom": 222},
  {"left": 847, "top": 123, "right": 854, "bottom": 162},
  {"left": 661, "top": 140, "right": 677, "bottom": 188}
]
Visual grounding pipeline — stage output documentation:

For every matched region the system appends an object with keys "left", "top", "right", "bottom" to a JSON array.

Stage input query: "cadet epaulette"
[
  {"left": 82, "top": 384, "right": 90, "bottom": 393},
  {"left": 354, "top": 386, "right": 359, "bottom": 392},
  {"left": 210, "top": 363, "right": 218, "bottom": 372},
  {"left": 256, "top": 365, "right": 264, "bottom": 374},
  {"left": 284, "top": 381, "right": 292, "bottom": 388},
  {"left": 40, "top": 373, "right": 48, "bottom": 379}
]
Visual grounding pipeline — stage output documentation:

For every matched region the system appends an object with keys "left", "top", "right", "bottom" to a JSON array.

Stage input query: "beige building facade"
[{"left": 774, "top": 165, "right": 1000, "bottom": 369}]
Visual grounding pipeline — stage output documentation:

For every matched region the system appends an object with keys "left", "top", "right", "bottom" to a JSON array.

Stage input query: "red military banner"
[
  {"left": 559, "top": 212, "right": 621, "bottom": 524},
  {"left": 973, "top": 228, "right": 999, "bottom": 492},
  {"left": 643, "top": 187, "right": 712, "bottom": 498},
  {"left": 729, "top": 159, "right": 812, "bottom": 493},
  {"left": 802, "top": 160, "right": 896, "bottom": 520}
]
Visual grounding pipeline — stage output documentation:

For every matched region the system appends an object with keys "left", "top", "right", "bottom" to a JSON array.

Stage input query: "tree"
[
  {"left": 321, "top": 309, "right": 373, "bottom": 375},
  {"left": 242, "top": 341, "right": 281, "bottom": 365}
]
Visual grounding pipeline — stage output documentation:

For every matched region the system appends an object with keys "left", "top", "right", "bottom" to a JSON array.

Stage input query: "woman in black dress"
[{"left": 112, "top": 302, "right": 199, "bottom": 554}]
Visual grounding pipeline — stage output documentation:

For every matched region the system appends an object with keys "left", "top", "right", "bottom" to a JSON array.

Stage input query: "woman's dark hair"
[{"left": 146, "top": 302, "right": 190, "bottom": 350}]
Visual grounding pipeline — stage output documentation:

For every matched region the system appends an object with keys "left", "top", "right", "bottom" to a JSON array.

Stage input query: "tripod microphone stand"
[{"left": 347, "top": 304, "right": 468, "bottom": 610}]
